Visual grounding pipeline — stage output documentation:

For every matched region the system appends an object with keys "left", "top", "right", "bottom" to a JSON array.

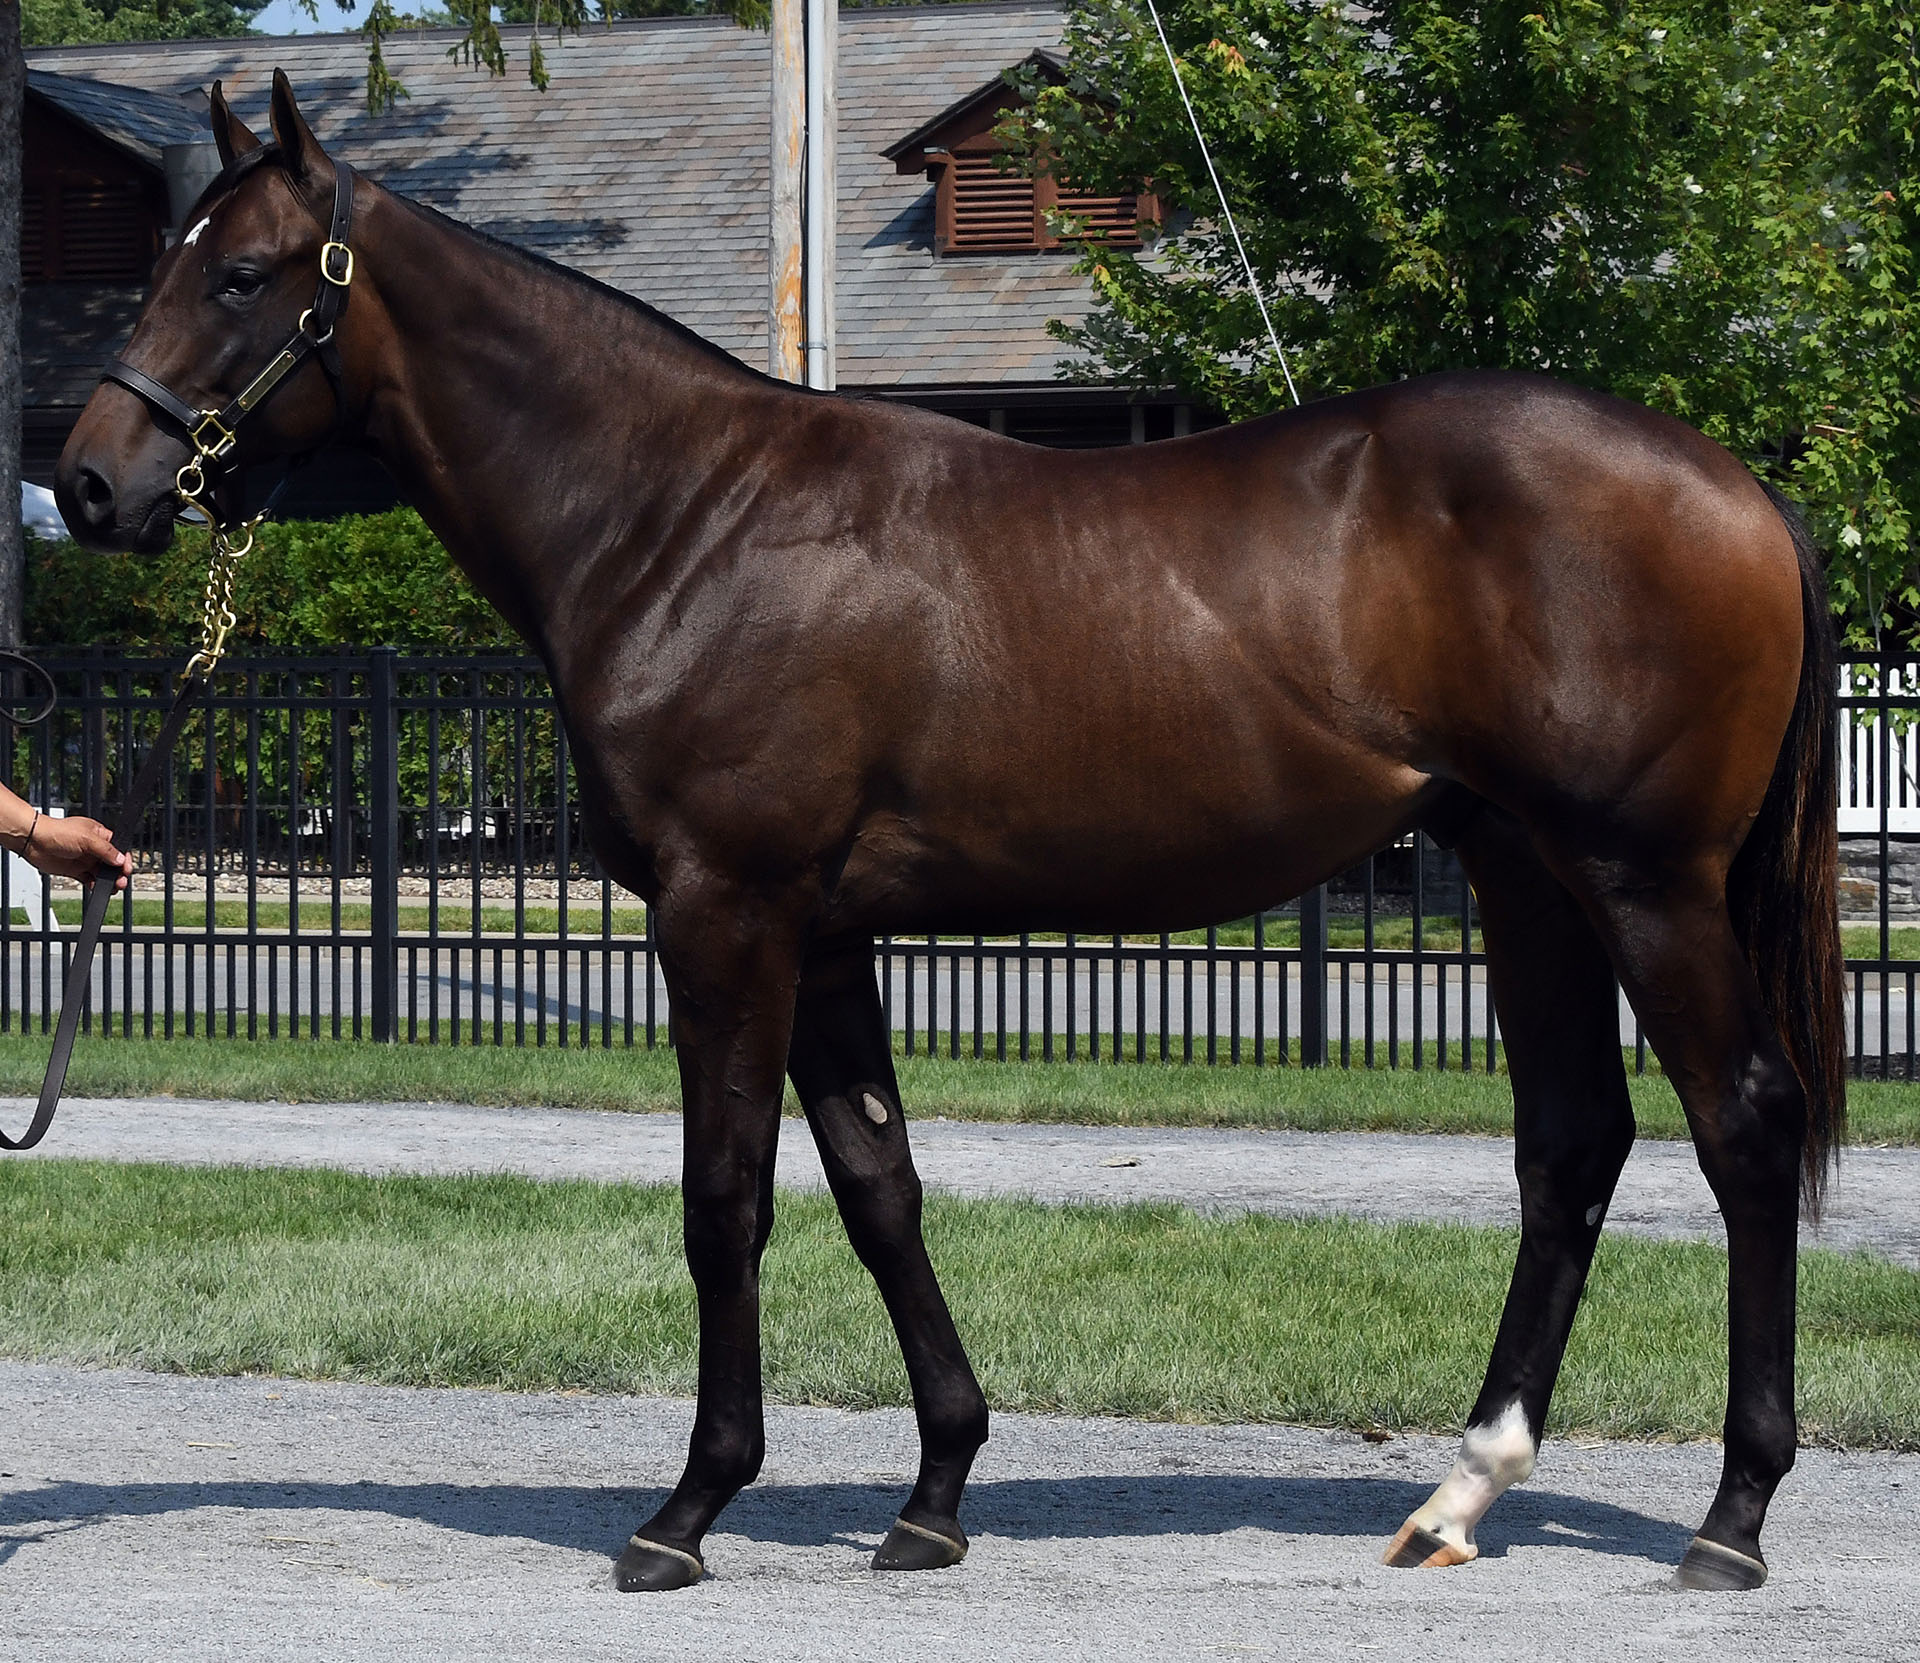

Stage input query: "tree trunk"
[{"left": 0, "top": 0, "right": 23, "bottom": 650}]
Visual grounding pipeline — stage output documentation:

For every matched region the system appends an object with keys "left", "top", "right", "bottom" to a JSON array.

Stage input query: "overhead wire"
[{"left": 1139, "top": 0, "right": 1300, "bottom": 407}]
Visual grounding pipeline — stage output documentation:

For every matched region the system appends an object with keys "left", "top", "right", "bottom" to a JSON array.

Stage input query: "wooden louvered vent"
[
  {"left": 22, "top": 186, "right": 46, "bottom": 282},
  {"left": 938, "top": 139, "right": 1145, "bottom": 256},
  {"left": 949, "top": 153, "right": 1040, "bottom": 251},
  {"left": 1053, "top": 187, "right": 1142, "bottom": 246},
  {"left": 59, "top": 187, "right": 145, "bottom": 280}
]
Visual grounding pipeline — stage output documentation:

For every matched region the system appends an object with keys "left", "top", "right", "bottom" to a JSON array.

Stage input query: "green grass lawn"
[
  {"left": 0, "top": 1160, "right": 1910, "bottom": 1448},
  {"left": 2, "top": 1029, "right": 1918, "bottom": 1144}
]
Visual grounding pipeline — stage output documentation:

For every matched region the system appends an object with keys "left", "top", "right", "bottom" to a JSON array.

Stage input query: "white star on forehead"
[{"left": 182, "top": 215, "right": 213, "bottom": 247}]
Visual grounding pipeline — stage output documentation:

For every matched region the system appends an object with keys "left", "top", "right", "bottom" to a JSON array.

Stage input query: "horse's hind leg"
[
  {"left": 1386, "top": 809, "right": 1635, "bottom": 1569},
  {"left": 1579, "top": 870, "right": 1804, "bottom": 1590},
  {"left": 787, "top": 936, "right": 989, "bottom": 1571}
]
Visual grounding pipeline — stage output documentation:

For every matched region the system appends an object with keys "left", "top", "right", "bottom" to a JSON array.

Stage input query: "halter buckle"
[
  {"left": 189, "top": 410, "right": 237, "bottom": 460},
  {"left": 320, "top": 242, "right": 355, "bottom": 287}
]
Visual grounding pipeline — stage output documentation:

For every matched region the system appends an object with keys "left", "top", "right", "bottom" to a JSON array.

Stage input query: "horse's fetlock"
[
  {"left": 923, "top": 1388, "right": 989, "bottom": 1458},
  {"left": 692, "top": 1426, "right": 766, "bottom": 1494},
  {"left": 1726, "top": 1409, "right": 1797, "bottom": 1489}
]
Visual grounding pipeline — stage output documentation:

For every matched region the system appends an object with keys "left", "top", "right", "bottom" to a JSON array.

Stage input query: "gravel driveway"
[
  {"left": 7, "top": 1094, "right": 1916, "bottom": 1264},
  {"left": 2, "top": 1361, "right": 1914, "bottom": 1663}
]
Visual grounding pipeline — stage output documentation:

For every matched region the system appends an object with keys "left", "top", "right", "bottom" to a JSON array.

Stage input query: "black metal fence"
[{"left": 1, "top": 650, "right": 1915, "bottom": 1077}]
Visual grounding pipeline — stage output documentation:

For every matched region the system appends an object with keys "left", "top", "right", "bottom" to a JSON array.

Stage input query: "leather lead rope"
[
  {"left": 0, "top": 161, "right": 358, "bottom": 1153},
  {"left": 0, "top": 679, "right": 203, "bottom": 1151}
]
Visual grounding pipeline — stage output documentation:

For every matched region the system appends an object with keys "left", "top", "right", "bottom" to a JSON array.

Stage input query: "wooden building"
[{"left": 25, "top": 3, "right": 1218, "bottom": 518}]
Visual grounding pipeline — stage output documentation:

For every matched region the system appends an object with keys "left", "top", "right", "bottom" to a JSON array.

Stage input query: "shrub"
[{"left": 26, "top": 509, "right": 521, "bottom": 653}]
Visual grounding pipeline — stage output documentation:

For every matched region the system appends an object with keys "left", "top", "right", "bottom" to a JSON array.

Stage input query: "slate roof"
[
  {"left": 27, "top": 68, "right": 206, "bottom": 168},
  {"left": 26, "top": 3, "right": 1094, "bottom": 395}
]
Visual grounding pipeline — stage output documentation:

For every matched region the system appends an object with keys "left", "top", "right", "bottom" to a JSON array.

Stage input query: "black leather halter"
[{"left": 100, "top": 156, "right": 357, "bottom": 531}]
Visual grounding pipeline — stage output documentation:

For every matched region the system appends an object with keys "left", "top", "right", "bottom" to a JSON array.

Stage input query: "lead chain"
[
  {"left": 183, "top": 523, "right": 255, "bottom": 683},
  {"left": 172, "top": 445, "right": 263, "bottom": 684}
]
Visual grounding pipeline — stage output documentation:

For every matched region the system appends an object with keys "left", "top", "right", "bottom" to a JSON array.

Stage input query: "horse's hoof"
[
  {"left": 1676, "top": 1535, "right": 1767, "bottom": 1591},
  {"left": 614, "top": 1534, "right": 705, "bottom": 1592},
  {"left": 1382, "top": 1521, "right": 1475, "bottom": 1568},
  {"left": 872, "top": 1515, "right": 968, "bottom": 1571}
]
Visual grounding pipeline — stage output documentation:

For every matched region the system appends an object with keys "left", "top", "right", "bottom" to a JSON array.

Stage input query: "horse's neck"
[{"left": 355, "top": 187, "right": 781, "bottom": 652}]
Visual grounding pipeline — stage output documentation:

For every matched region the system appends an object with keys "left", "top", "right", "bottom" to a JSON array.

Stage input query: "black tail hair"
[{"left": 1728, "top": 481, "right": 1846, "bottom": 1215}]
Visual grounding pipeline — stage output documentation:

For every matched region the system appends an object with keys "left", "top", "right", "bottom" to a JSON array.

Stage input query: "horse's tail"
[{"left": 1728, "top": 480, "right": 1846, "bottom": 1215}]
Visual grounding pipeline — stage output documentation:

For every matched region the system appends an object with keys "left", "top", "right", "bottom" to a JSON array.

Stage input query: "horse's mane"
[{"left": 383, "top": 187, "right": 790, "bottom": 391}]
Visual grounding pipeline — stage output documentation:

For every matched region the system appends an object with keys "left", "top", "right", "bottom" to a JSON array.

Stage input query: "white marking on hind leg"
[{"left": 1393, "top": 1401, "right": 1536, "bottom": 1565}]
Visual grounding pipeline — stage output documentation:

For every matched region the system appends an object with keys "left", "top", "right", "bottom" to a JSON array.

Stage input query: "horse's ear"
[
  {"left": 209, "top": 80, "right": 262, "bottom": 167},
  {"left": 268, "top": 68, "right": 331, "bottom": 190}
]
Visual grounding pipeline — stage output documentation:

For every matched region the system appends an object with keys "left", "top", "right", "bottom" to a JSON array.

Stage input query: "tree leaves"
[{"left": 1008, "top": 0, "right": 1920, "bottom": 641}]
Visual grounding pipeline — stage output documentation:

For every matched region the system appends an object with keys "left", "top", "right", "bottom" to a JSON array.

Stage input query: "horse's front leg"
[
  {"left": 614, "top": 877, "right": 807, "bottom": 1593},
  {"left": 788, "top": 934, "right": 988, "bottom": 1571}
]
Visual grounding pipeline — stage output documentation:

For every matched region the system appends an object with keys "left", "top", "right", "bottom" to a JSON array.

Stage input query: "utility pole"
[
  {"left": 802, "top": 0, "right": 835, "bottom": 391},
  {"left": 768, "top": 0, "right": 804, "bottom": 383},
  {"left": 769, "top": 0, "right": 834, "bottom": 389}
]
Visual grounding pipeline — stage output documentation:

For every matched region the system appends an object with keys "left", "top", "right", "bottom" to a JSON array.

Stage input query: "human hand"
[{"left": 10, "top": 814, "right": 132, "bottom": 890}]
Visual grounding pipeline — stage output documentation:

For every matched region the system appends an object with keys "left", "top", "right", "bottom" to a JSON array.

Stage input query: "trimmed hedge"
[{"left": 26, "top": 508, "right": 520, "bottom": 652}]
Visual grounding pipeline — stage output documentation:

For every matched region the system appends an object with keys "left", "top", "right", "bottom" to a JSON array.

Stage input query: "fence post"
[
  {"left": 369, "top": 647, "right": 400, "bottom": 1043},
  {"left": 1299, "top": 882, "right": 1328, "bottom": 1066}
]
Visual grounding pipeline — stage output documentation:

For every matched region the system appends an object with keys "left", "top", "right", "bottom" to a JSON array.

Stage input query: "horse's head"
[{"left": 55, "top": 72, "right": 358, "bottom": 552}]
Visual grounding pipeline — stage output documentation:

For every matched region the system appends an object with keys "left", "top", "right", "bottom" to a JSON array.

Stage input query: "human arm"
[{"left": 0, "top": 783, "right": 132, "bottom": 890}]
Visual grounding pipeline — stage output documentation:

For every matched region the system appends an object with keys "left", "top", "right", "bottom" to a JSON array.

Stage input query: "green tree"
[
  {"left": 1770, "top": 4, "right": 1918, "bottom": 646},
  {"left": 24, "top": 0, "right": 267, "bottom": 45},
  {"left": 1007, "top": 1, "right": 1917, "bottom": 640}
]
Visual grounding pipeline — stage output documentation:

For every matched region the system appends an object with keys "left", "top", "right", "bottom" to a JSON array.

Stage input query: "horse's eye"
[{"left": 219, "top": 267, "right": 270, "bottom": 299}]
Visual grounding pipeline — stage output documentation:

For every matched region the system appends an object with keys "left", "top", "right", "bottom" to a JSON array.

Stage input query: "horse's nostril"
[{"left": 75, "top": 466, "right": 116, "bottom": 526}]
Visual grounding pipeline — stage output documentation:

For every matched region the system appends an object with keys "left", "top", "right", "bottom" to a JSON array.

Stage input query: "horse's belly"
[{"left": 830, "top": 743, "right": 1434, "bottom": 936}]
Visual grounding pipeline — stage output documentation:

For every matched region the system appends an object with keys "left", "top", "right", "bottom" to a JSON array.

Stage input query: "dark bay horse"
[{"left": 56, "top": 74, "right": 1844, "bottom": 1595}]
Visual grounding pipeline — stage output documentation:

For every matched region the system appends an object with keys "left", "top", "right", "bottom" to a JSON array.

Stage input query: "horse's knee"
[
  {"left": 838, "top": 1162, "right": 924, "bottom": 1259},
  {"left": 810, "top": 1089, "right": 927, "bottom": 1246}
]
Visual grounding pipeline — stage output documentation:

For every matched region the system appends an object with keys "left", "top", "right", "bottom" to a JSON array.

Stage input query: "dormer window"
[{"left": 886, "top": 52, "right": 1156, "bottom": 258}]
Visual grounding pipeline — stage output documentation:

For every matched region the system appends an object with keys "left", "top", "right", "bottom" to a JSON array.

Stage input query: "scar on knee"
[
  {"left": 1585, "top": 1202, "right": 1605, "bottom": 1226},
  {"left": 861, "top": 1091, "right": 890, "bottom": 1125}
]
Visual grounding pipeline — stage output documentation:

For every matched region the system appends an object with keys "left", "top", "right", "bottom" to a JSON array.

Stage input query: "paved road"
[
  {"left": 1, "top": 1362, "right": 1913, "bottom": 1662},
  {"left": 8, "top": 1095, "right": 1916, "bottom": 1265}
]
